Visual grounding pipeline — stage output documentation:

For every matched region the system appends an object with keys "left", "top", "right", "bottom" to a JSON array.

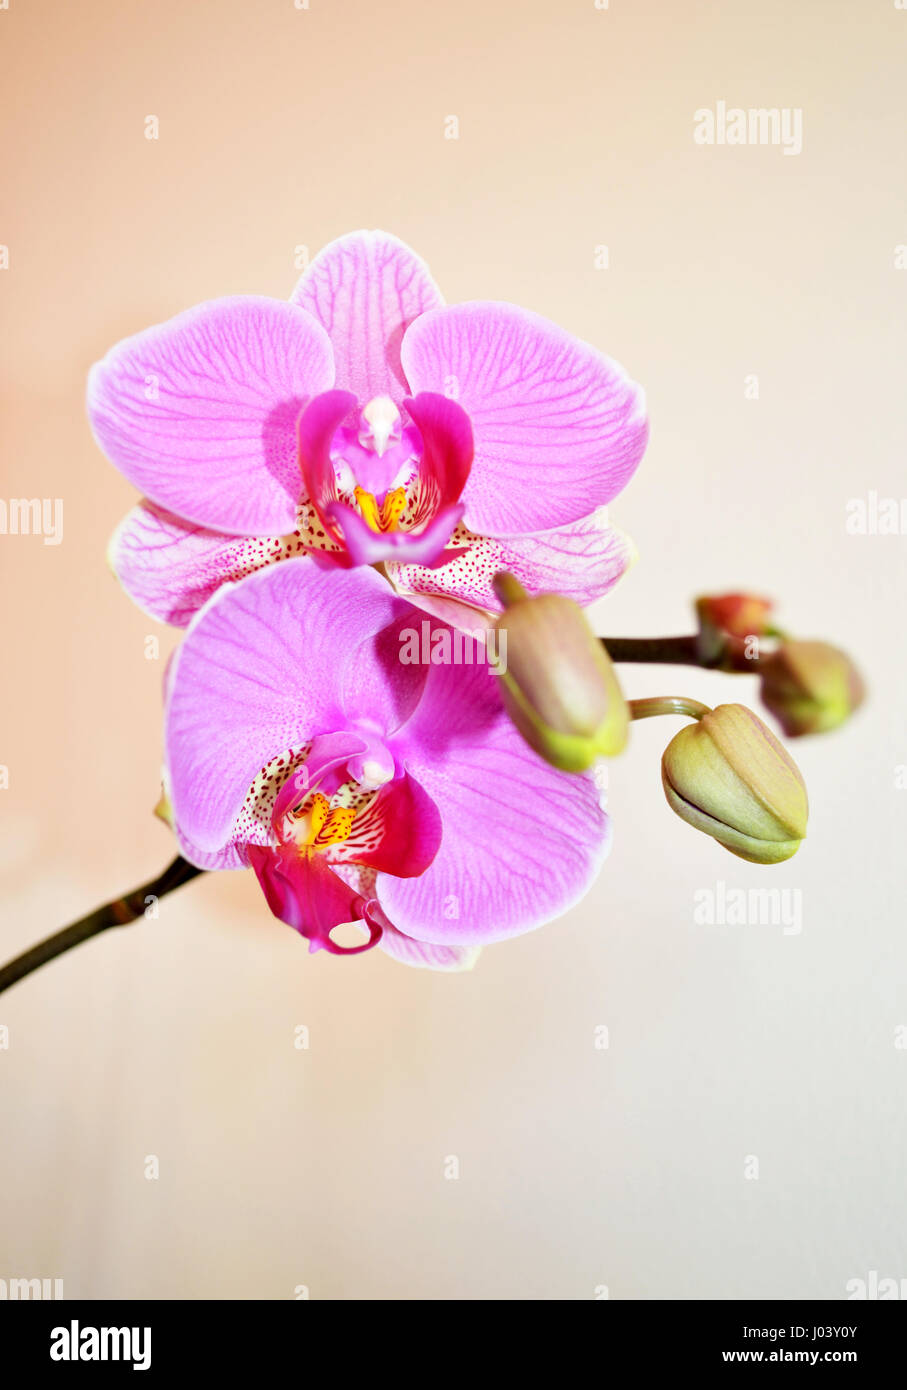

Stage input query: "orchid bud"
[
  {"left": 696, "top": 593, "right": 774, "bottom": 640},
  {"left": 695, "top": 592, "right": 775, "bottom": 667},
  {"left": 493, "top": 576, "right": 628, "bottom": 772},
  {"left": 661, "top": 703, "right": 808, "bottom": 864},
  {"left": 759, "top": 640, "right": 865, "bottom": 737}
]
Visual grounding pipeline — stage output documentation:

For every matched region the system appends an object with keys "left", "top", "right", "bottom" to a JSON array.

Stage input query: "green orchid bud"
[
  {"left": 759, "top": 640, "right": 865, "bottom": 737},
  {"left": 661, "top": 703, "right": 808, "bottom": 864},
  {"left": 493, "top": 576, "right": 628, "bottom": 772}
]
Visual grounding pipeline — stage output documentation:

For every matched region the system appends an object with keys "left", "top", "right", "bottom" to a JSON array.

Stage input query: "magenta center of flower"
[
  {"left": 297, "top": 387, "right": 475, "bottom": 569},
  {"left": 245, "top": 731, "right": 406, "bottom": 957},
  {"left": 330, "top": 396, "right": 421, "bottom": 534},
  {"left": 272, "top": 729, "right": 396, "bottom": 860}
]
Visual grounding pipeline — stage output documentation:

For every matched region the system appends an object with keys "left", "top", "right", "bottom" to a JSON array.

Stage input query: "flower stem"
[
  {"left": 0, "top": 855, "right": 204, "bottom": 997},
  {"left": 628, "top": 696, "right": 711, "bottom": 722},
  {"left": 601, "top": 634, "right": 761, "bottom": 670},
  {"left": 601, "top": 634, "right": 701, "bottom": 664}
]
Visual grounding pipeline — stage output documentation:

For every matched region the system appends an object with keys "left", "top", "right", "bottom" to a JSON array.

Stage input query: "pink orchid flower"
[
  {"left": 89, "top": 230, "right": 648, "bottom": 626},
  {"left": 164, "top": 561, "right": 611, "bottom": 969}
]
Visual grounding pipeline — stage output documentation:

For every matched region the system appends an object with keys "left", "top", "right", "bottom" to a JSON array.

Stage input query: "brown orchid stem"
[
  {"left": 601, "top": 634, "right": 763, "bottom": 670},
  {"left": 0, "top": 856, "right": 204, "bottom": 997}
]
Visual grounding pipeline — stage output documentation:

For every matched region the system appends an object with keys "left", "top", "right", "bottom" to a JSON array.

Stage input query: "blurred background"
[{"left": 1, "top": 0, "right": 905, "bottom": 1299}]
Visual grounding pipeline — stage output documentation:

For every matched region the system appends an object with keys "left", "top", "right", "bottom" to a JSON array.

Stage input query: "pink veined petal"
[
  {"left": 375, "top": 918, "right": 482, "bottom": 971},
  {"left": 401, "top": 301, "right": 649, "bottom": 535},
  {"left": 339, "top": 610, "right": 434, "bottom": 739},
  {"left": 108, "top": 500, "right": 318, "bottom": 628},
  {"left": 372, "top": 590, "right": 493, "bottom": 633},
  {"left": 387, "top": 510, "right": 635, "bottom": 614},
  {"left": 380, "top": 651, "right": 612, "bottom": 946},
  {"left": 171, "top": 824, "right": 248, "bottom": 873},
  {"left": 88, "top": 297, "right": 335, "bottom": 536},
  {"left": 290, "top": 230, "right": 444, "bottom": 404},
  {"left": 158, "top": 748, "right": 250, "bottom": 871},
  {"left": 165, "top": 561, "right": 415, "bottom": 855},
  {"left": 330, "top": 867, "right": 482, "bottom": 970},
  {"left": 248, "top": 846, "right": 381, "bottom": 955}
]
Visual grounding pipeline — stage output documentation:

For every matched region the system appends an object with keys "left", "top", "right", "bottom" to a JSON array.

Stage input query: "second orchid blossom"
[
  {"left": 89, "top": 230, "right": 648, "bottom": 625},
  {"left": 163, "top": 561, "right": 611, "bottom": 969}
]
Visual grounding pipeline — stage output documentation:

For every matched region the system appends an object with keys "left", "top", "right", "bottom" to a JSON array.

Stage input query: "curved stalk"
[
  {"left": 0, "top": 856, "right": 204, "bottom": 997},
  {"left": 628, "top": 696, "right": 711, "bottom": 722}
]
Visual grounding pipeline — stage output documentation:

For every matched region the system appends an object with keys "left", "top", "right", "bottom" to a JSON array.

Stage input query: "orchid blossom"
[
  {"left": 89, "top": 230, "right": 648, "bottom": 626},
  {"left": 163, "top": 560, "right": 611, "bottom": 969}
]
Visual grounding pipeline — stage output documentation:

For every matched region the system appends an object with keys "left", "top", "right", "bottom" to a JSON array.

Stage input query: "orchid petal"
[
  {"left": 388, "top": 510, "right": 634, "bottom": 613},
  {"left": 376, "top": 921, "right": 481, "bottom": 972},
  {"left": 404, "top": 391, "right": 473, "bottom": 516},
  {"left": 401, "top": 301, "right": 648, "bottom": 534},
  {"left": 108, "top": 500, "right": 316, "bottom": 628},
  {"left": 248, "top": 846, "right": 380, "bottom": 955},
  {"left": 290, "top": 231, "right": 443, "bottom": 403},
  {"left": 89, "top": 297, "right": 334, "bottom": 536},
  {"left": 339, "top": 609, "right": 433, "bottom": 738},
  {"left": 297, "top": 388, "right": 357, "bottom": 546},
  {"left": 381, "top": 654, "right": 611, "bottom": 944},
  {"left": 165, "top": 561, "right": 413, "bottom": 855},
  {"left": 331, "top": 869, "right": 482, "bottom": 970}
]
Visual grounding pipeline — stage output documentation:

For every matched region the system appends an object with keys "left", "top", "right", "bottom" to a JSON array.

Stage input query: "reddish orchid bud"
[{"left": 696, "top": 593, "right": 775, "bottom": 640}]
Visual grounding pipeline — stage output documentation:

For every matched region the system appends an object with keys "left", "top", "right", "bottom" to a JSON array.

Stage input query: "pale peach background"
[{"left": 1, "top": 0, "right": 905, "bottom": 1299}]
